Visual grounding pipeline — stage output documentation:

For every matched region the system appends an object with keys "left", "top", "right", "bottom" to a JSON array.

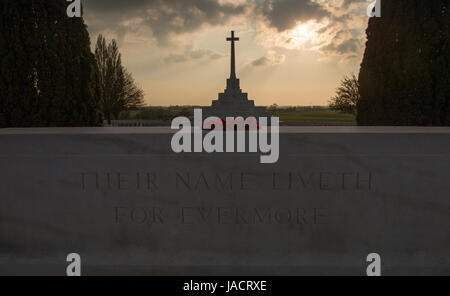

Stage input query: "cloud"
[
  {"left": 251, "top": 56, "right": 269, "bottom": 66},
  {"left": 316, "top": 26, "right": 364, "bottom": 61},
  {"left": 321, "top": 37, "right": 360, "bottom": 55},
  {"left": 164, "top": 45, "right": 226, "bottom": 63},
  {"left": 258, "top": 0, "right": 330, "bottom": 32},
  {"left": 249, "top": 0, "right": 369, "bottom": 61},
  {"left": 84, "top": 0, "right": 247, "bottom": 45},
  {"left": 84, "top": 0, "right": 335, "bottom": 43},
  {"left": 250, "top": 51, "right": 286, "bottom": 67},
  {"left": 84, "top": 0, "right": 369, "bottom": 61}
]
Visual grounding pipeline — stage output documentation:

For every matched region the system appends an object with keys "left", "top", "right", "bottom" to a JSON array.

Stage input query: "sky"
[{"left": 83, "top": 0, "right": 370, "bottom": 106}]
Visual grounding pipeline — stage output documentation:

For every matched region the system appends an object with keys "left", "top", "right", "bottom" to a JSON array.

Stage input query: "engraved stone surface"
[{"left": 0, "top": 127, "right": 449, "bottom": 275}]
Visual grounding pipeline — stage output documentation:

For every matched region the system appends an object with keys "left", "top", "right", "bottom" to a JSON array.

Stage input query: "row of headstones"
[
  {"left": 103, "top": 120, "right": 171, "bottom": 127},
  {"left": 104, "top": 120, "right": 356, "bottom": 127}
]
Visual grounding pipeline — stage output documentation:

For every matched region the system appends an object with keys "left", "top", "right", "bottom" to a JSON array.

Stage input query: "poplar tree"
[{"left": 95, "top": 35, "right": 144, "bottom": 124}]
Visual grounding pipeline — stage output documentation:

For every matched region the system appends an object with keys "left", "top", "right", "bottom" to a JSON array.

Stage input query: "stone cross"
[{"left": 226, "top": 31, "right": 239, "bottom": 80}]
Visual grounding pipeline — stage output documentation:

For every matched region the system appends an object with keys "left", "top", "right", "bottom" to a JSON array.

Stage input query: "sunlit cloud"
[
  {"left": 84, "top": 0, "right": 368, "bottom": 60},
  {"left": 164, "top": 45, "right": 226, "bottom": 63},
  {"left": 250, "top": 50, "right": 286, "bottom": 67}
]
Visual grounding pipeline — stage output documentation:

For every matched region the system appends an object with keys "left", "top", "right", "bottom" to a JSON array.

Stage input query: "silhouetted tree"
[
  {"left": 0, "top": 1, "right": 40, "bottom": 127},
  {"left": 0, "top": 0, "right": 100, "bottom": 127},
  {"left": 95, "top": 35, "right": 144, "bottom": 124},
  {"left": 358, "top": 1, "right": 449, "bottom": 125},
  {"left": 329, "top": 74, "right": 360, "bottom": 116}
]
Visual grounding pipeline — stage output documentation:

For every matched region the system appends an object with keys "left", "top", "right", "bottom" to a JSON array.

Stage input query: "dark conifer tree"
[
  {"left": 358, "top": 1, "right": 449, "bottom": 125},
  {"left": 0, "top": 1, "right": 41, "bottom": 127},
  {"left": 0, "top": 0, "right": 100, "bottom": 127}
]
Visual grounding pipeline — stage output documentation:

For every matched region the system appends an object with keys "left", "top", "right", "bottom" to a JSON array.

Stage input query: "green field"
[
  {"left": 273, "top": 109, "right": 356, "bottom": 122},
  {"left": 122, "top": 106, "right": 356, "bottom": 123}
]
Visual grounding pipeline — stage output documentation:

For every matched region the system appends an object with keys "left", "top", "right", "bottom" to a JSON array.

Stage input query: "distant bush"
[{"left": 329, "top": 74, "right": 359, "bottom": 116}]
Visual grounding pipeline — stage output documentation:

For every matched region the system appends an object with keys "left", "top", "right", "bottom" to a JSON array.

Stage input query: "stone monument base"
[{"left": 202, "top": 106, "right": 269, "bottom": 119}]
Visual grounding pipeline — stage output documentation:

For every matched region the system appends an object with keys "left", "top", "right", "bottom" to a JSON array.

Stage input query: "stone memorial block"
[{"left": 0, "top": 127, "right": 449, "bottom": 275}]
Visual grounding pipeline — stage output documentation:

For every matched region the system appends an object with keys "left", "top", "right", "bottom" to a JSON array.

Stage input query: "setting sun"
[{"left": 283, "top": 21, "right": 325, "bottom": 48}]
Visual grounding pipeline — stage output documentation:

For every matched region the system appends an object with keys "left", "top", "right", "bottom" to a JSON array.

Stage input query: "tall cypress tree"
[
  {"left": 0, "top": 0, "right": 100, "bottom": 127},
  {"left": 358, "top": 1, "right": 449, "bottom": 126},
  {"left": 0, "top": 1, "right": 40, "bottom": 127}
]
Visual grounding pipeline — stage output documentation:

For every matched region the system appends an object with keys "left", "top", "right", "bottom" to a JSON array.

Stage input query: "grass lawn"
[
  {"left": 273, "top": 109, "right": 356, "bottom": 122},
  {"left": 123, "top": 107, "right": 356, "bottom": 123}
]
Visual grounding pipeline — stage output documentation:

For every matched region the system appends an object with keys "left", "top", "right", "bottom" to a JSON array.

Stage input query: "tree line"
[{"left": 0, "top": 0, "right": 143, "bottom": 128}]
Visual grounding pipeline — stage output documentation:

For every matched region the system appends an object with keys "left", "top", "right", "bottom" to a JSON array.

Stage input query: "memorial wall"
[{"left": 0, "top": 127, "right": 449, "bottom": 275}]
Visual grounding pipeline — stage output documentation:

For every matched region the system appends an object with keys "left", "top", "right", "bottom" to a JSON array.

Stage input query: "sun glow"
[
  {"left": 256, "top": 20, "right": 330, "bottom": 51},
  {"left": 291, "top": 24, "right": 314, "bottom": 43},
  {"left": 285, "top": 21, "right": 324, "bottom": 48}
]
